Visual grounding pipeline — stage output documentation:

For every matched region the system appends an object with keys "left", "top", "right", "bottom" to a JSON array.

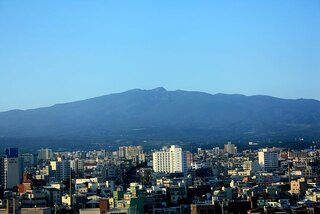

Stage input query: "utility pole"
[
  {"left": 6, "top": 198, "right": 9, "bottom": 214},
  {"left": 288, "top": 163, "right": 291, "bottom": 183},
  {"left": 12, "top": 198, "right": 15, "bottom": 214},
  {"left": 54, "top": 190, "right": 58, "bottom": 214},
  {"left": 70, "top": 167, "right": 72, "bottom": 211}
]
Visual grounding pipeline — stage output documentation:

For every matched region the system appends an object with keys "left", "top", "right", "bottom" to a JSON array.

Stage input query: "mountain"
[{"left": 1, "top": 87, "right": 320, "bottom": 146}]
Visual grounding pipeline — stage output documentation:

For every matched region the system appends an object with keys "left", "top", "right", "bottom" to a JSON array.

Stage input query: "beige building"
[{"left": 291, "top": 178, "right": 306, "bottom": 194}]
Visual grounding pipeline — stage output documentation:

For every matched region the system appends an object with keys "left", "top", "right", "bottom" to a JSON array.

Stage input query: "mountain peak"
[
  {"left": 151, "top": 87, "right": 167, "bottom": 92},
  {"left": 1, "top": 88, "right": 320, "bottom": 144}
]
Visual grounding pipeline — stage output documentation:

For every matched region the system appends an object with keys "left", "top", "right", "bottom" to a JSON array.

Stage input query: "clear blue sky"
[{"left": 0, "top": 1, "right": 319, "bottom": 111}]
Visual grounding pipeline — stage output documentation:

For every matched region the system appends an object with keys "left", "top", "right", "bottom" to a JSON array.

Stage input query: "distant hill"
[{"left": 1, "top": 87, "right": 320, "bottom": 146}]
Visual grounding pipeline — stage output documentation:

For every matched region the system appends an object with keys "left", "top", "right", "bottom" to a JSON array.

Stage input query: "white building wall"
[{"left": 153, "top": 145, "right": 187, "bottom": 174}]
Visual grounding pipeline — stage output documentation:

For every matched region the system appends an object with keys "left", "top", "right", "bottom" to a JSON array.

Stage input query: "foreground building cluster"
[{"left": 0, "top": 143, "right": 320, "bottom": 213}]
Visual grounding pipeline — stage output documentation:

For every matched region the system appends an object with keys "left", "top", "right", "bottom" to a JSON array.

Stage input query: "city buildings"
[
  {"left": 0, "top": 144, "right": 319, "bottom": 213},
  {"left": 0, "top": 157, "right": 4, "bottom": 187},
  {"left": 224, "top": 142, "right": 237, "bottom": 155},
  {"left": 38, "top": 148, "right": 53, "bottom": 161},
  {"left": 50, "top": 159, "right": 71, "bottom": 182},
  {"left": 70, "top": 159, "right": 85, "bottom": 177},
  {"left": 118, "top": 146, "right": 143, "bottom": 159},
  {"left": 153, "top": 145, "right": 187, "bottom": 174},
  {"left": 258, "top": 148, "right": 279, "bottom": 171},
  {"left": 3, "top": 148, "right": 22, "bottom": 189}
]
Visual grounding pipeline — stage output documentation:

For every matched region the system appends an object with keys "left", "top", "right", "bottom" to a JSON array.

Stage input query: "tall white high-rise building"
[
  {"left": 153, "top": 145, "right": 187, "bottom": 174},
  {"left": 258, "top": 148, "right": 278, "bottom": 171}
]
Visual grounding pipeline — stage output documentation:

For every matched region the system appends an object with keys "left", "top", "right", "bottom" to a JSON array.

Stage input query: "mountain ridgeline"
[{"left": 1, "top": 87, "right": 320, "bottom": 145}]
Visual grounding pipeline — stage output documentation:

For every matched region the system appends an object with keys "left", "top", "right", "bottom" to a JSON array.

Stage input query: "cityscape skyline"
[
  {"left": 1, "top": 143, "right": 320, "bottom": 213},
  {"left": 1, "top": 1, "right": 320, "bottom": 213}
]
